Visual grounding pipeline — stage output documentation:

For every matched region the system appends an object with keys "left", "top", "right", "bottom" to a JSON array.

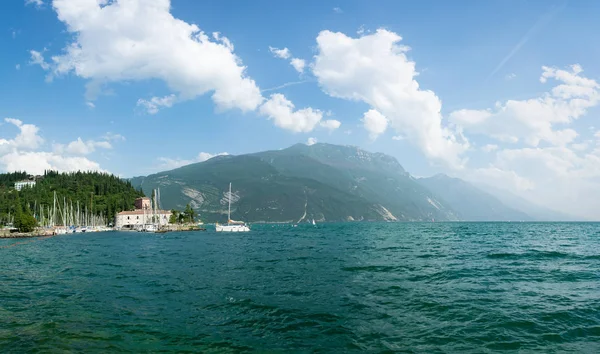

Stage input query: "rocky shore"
[{"left": 0, "top": 229, "right": 56, "bottom": 239}]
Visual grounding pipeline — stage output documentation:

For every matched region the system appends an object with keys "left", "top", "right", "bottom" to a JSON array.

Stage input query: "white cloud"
[
  {"left": 392, "top": 135, "right": 404, "bottom": 141},
  {"left": 468, "top": 145, "right": 600, "bottom": 219},
  {"left": 481, "top": 144, "right": 498, "bottom": 152},
  {"left": 312, "top": 29, "right": 469, "bottom": 168},
  {"left": 470, "top": 166, "right": 535, "bottom": 192},
  {"left": 269, "top": 46, "right": 291, "bottom": 59},
  {"left": 137, "top": 94, "right": 177, "bottom": 114},
  {"left": 269, "top": 46, "right": 306, "bottom": 74},
  {"left": 259, "top": 94, "right": 323, "bottom": 133},
  {"left": 0, "top": 118, "right": 104, "bottom": 174},
  {"left": 452, "top": 65, "right": 599, "bottom": 147},
  {"left": 307, "top": 137, "right": 317, "bottom": 146},
  {"left": 102, "top": 132, "right": 126, "bottom": 142},
  {"left": 32, "top": 0, "right": 262, "bottom": 112},
  {"left": 505, "top": 73, "right": 516, "bottom": 80},
  {"left": 4, "top": 118, "right": 44, "bottom": 149},
  {"left": 449, "top": 109, "right": 492, "bottom": 125},
  {"left": 319, "top": 119, "right": 341, "bottom": 131},
  {"left": 64, "top": 138, "right": 112, "bottom": 156},
  {"left": 571, "top": 141, "right": 590, "bottom": 151},
  {"left": 157, "top": 151, "right": 228, "bottom": 170},
  {"left": 333, "top": 7, "right": 343, "bottom": 14},
  {"left": 361, "top": 109, "right": 388, "bottom": 140},
  {"left": 33, "top": 1, "right": 327, "bottom": 133},
  {"left": 290, "top": 58, "right": 306, "bottom": 73},
  {"left": 86, "top": 101, "right": 95, "bottom": 109},
  {"left": 29, "top": 50, "right": 49, "bottom": 70},
  {"left": 15, "top": 64, "right": 21, "bottom": 70},
  {"left": 25, "top": 0, "right": 43, "bottom": 7},
  {"left": 1, "top": 151, "right": 102, "bottom": 174}
]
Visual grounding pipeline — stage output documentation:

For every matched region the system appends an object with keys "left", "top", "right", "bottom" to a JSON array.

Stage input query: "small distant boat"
[
  {"left": 311, "top": 219, "right": 316, "bottom": 225},
  {"left": 216, "top": 183, "right": 250, "bottom": 232}
]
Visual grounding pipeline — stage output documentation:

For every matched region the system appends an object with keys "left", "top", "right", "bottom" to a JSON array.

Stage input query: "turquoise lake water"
[{"left": 1, "top": 223, "right": 600, "bottom": 352}]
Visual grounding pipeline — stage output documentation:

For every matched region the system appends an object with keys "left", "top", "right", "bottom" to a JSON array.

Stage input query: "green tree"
[
  {"left": 15, "top": 213, "right": 37, "bottom": 232},
  {"left": 184, "top": 203, "right": 195, "bottom": 223},
  {"left": 13, "top": 194, "right": 37, "bottom": 232},
  {"left": 169, "top": 209, "right": 180, "bottom": 224}
]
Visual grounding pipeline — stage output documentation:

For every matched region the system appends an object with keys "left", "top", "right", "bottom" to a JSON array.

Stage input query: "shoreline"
[{"left": 0, "top": 229, "right": 56, "bottom": 239}]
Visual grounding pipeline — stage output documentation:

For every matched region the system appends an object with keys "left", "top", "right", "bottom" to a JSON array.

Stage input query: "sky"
[{"left": 2, "top": 0, "right": 600, "bottom": 219}]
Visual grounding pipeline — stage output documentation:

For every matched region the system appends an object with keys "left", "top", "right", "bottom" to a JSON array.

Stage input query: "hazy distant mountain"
[
  {"left": 130, "top": 143, "right": 459, "bottom": 223},
  {"left": 474, "top": 183, "right": 579, "bottom": 221},
  {"left": 418, "top": 174, "right": 532, "bottom": 221}
]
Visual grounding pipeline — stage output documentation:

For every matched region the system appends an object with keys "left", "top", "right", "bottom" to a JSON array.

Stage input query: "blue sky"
[{"left": 2, "top": 0, "right": 600, "bottom": 218}]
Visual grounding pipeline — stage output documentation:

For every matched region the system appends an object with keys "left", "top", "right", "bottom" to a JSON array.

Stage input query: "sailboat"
[
  {"left": 311, "top": 219, "right": 316, "bottom": 225},
  {"left": 215, "top": 183, "right": 250, "bottom": 232}
]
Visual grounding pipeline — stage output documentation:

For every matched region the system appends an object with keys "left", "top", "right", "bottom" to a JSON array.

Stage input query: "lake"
[{"left": 1, "top": 223, "right": 599, "bottom": 352}]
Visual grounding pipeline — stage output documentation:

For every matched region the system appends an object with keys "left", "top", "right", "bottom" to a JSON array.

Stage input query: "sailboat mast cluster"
[{"left": 31, "top": 191, "right": 111, "bottom": 233}]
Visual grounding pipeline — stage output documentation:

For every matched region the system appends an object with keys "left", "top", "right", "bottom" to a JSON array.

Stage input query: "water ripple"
[{"left": 1, "top": 223, "right": 600, "bottom": 352}]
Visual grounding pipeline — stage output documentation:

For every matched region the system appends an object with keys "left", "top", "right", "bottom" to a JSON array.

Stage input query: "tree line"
[
  {"left": 169, "top": 204, "right": 197, "bottom": 224},
  {"left": 0, "top": 170, "right": 145, "bottom": 231}
]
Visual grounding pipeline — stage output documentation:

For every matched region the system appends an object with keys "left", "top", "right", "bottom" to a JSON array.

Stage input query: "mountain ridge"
[{"left": 130, "top": 143, "right": 539, "bottom": 223}]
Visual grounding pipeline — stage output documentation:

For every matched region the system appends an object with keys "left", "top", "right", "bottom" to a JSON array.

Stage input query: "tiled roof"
[{"left": 117, "top": 209, "right": 171, "bottom": 215}]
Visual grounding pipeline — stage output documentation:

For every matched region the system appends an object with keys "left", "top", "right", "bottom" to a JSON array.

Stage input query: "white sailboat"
[
  {"left": 216, "top": 183, "right": 250, "bottom": 232},
  {"left": 311, "top": 219, "right": 316, "bottom": 225}
]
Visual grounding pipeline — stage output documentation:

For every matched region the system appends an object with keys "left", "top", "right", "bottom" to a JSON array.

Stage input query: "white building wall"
[
  {"left": 115, "top": 212, "right": 171, "bottom": 229},
  {"left": 14, "top": 181, "right": 36, "bottom": 191}
]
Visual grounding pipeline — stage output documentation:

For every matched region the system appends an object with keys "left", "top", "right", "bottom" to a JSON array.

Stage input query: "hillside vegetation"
[
  {"left": 131, "top": 143, "right": 459, "bottom": 222},
  {"left": 0, "top": 171, "right": 144, "bottom": 227}
]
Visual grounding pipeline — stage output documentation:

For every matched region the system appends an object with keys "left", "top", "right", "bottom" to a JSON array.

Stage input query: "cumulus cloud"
[
  {"left": 32, "top": 0, "right": 327, "bottom": 132},
  {"left": 102, "top": 132, "right": 126, "bottom": 142},
  {"left": 451, "top": 65, "right": 599, "bottom": 147},
  {"left": 467, "top": 145, "right": 600, "bottom": 219},
  {"left": 29, "top": 50, "right": 49, "bottom": 70},
  {"left": 269, "top": 46, "right": 306, "bottom": 74},
  {"left": 259, "top": 94, "right": 323, "bottom": 133},
  {"left": 306, "top": 137, "right": 317, "bottom": 146},
  {"left": 290, "top": 58, "right": 306, "bottom": 73},
  {"left": 4, "top": 118, "right": 44, "bottom": 149},
  {"left": 361, "top": 109, "right": 388, "bottom": 140},
  {"left": 319, "top": 119, "right": 341, "bottom": 131},
  {"left": 25, "top": 0, "right": 43, "bottom": 8},
  {"left": 32, "top": 0, "right": 263, "bottom": 112},
  {"left": 0, "top": 118, "right": 104, "bottom": 174},
  {"left": 269, "top": 46, "right": 291, "bottom": 59},
  {"left": 57, "top": 138, "right": 112, "bottom": 156},
  {"left": 481, "top": 144, "right": 499, "bottom": 152},
  {"left": 312, "top": 29, "right": 469, "bottom": 167},
  {"left": 137, "top": 94, "right": 177, "bottom": 114},
  {"left": 157, "top": 151, "right": 228, "bottom": 170}
]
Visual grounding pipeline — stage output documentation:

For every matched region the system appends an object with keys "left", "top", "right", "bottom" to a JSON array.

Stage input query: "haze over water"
[{"left": 1, "top": 223, "right": 599, "bottom": 352}]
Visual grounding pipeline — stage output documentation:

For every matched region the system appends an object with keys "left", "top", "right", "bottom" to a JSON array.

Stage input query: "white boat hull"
[{"left": 215, "top": 224, "right": 250, "bottom": 232}]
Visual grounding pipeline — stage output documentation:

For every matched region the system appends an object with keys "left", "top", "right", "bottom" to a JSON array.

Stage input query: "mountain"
[
  {"left": 418, "top": 174, "right": 532, "bottom": 221},
  {"left": 474, "top": 183, "right": 579, "bottom": 221},
  {"left": 130, "top": 143, "right": 459, "bottom": 223}
]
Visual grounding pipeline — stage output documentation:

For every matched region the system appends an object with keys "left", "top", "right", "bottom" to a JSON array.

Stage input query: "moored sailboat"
[{"left": 215, "top": 183, "right": 250, "bottom": 232}]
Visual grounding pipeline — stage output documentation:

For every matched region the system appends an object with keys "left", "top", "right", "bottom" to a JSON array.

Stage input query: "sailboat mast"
[{"left": 228, "top": 182, "right": 232, "bottom": 223}]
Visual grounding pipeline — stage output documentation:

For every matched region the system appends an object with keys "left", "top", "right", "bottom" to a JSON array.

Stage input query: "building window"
[
  {"left": 137, "top": 216, "right": 139, "bottom": 219},
  {"left": 127, "top": 216, "right": 130, "bottom": 220}
]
